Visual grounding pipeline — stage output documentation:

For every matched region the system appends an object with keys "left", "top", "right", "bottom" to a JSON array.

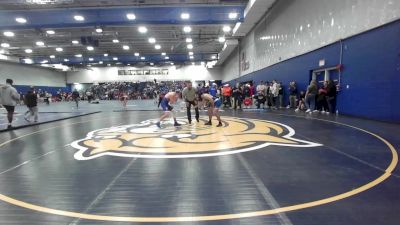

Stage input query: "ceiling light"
[
  {"left": 126, "top": 13, "right": 136, "bottom": 20},
  {"left": 229, "top": 12, "right": 238, "bottom": 19},
  {"left": 138, "top": 26, "right": 147, "bottom": 33},
  {"left": 72, "top": 40, "right": 79, "bottom": 44},
  {"left": 99, "top": 61, "right": 103, "bottom": 64},
  {"left": 107, "top": 64, "right": 111, "bottom": 66},
  {"left": 187, "top": 44, "right": 193, "bottom": 49},
  {"left": 46, "top": 30, "right": 55, "bottom": 35},
  {"left": 3, "top": 31, "right": 14, "bottom": 37},
  {"left": 95, "top": 28, "right": 103, "bottom": 33},
  {"left": 36, "top": 41, "right": 45, "bottom": 46},
  {"left": 112, "top": 39, "right": 119, "bottom": 43},
  {"left": 23, "top": 58, "right": 33, "bottom": 64},
  {"left": 41, "top": 60, "right": 48, "bottom": 64},
  {"left": 186, "top": 38, "right": 192, "bottom": 43},
  {"left": 181, "top": 13, "right": 190, "bottom": 20},
  {"left": 49, "top": 55, "right": 55, "bottom": 58},
  {"left": 134, "top": 52, "right": 140, "bottom": 56},
  {"left": 75, "top": 54, "right": 82, "bottom": 57},
  {"left": 155, "top": 44, "right": 161, "bottom": 50},
  {"left": 218, "top": 37, "right": 226, "bottom": 43},
  {"left": 15, "top": 17, "right": 27, "bottom": 23},
  {"left": 127, "top": 64, "right": 130, "bottom": 66},
  {"left": 161, "top": 52, "right": 166, "bottom": 56},
  {"left": 113, "top": 57, "right": 118, "bottom": 60},
  {"left": 123, "top": 45, "right": 130, "bottom": 50},
  {"left": 104, "top": 53, "right": 108, "bottom": 57},
  {"left": 64, "top": 59, "right": 69, "bottom": 62},
  {"left": 141, "top": 56, "right": 145, "bottom": 60},
  {"left": 150, "top": 62, "right": 154, "bottom": 66},
  {"left": 74, "top": 15, "right": 85, "bottom": 21},
  {"left": 87, "top": 65, "right": 92, "bottom": 67},
  {"left": 25, "top": 49, "right": 33, "bottom": 53},
  {"left": 89, "top": 58, "right": 94, "bottom": 61},
  {"left": 87, "top": 46, "right": 94, "bottom": 51},
  {"left": 188, "top": 51, "right": 193, "bottom": 56},
  {"left": 56, "top": 47, "right": 63, "bottom": 52},
  {"left": 148, "top": 37, "right": 156, "bottom": 43},
  {"left": 170, "top": 62, "right": 174, "bottom": 65},
  {"left": 1, "top": 43, "right": 10, "bottom": 48},
  {"left": 165, "top": 56, "right": 169, "bottom": 59},
  {"left": 183, "top": 26, "right": 191, "bottom": 33},
  {"left": 211, "top": 55, "right": 217, "bottom": 59},
  {"left": 223, "top": 26, "right": 231, "bottom": 32},
  {"left": 201, "top": 61, "right": 205, "bottom": 65},
  {"left": 189, "top": 56, "right": 194, "bottom": 59}
]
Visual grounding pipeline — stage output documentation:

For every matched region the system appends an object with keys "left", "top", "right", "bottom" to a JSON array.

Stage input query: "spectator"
[
  {"left": 278, "top": 82, "right": 284, "bottom": 108},
  {"left": 295, "top": 91, "right": 306, "bottom": 112},
  {"left": 316, "top": 82, "right": 329, "bottom": 113},
  {"left": 232, "top": 83, "right": 242, "bottom": 110},
  {"left": 287, "top": 81, "right": 298, "bottom": 109},
  {"left": 222, "top": 84, "right": 232, "bottom": 108},
  {"left": 72, "top": 89, "right": 80, "bottom": 108},
  {"left": 24, "top": 87, "right": 38, "bottom": 123},
  {"left": 305, "top": 80, "right": 318, "bottom": 113},
  {"left": 0, "top": 79, "right": 20, "bottom": 129},
  {"left": 326, "top": 80, "right": 337, "bottom": 114},
  {"left": 270, "top": 80, "right": 280, "bottom": 109}
]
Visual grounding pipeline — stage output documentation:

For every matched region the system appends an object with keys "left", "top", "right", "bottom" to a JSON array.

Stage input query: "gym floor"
[{"left": 0, "top": 100, "right": 398, "bottom": 225}]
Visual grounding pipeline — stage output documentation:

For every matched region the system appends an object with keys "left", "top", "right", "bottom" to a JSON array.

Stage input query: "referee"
[{"left": 182, "top": 81, "right": 199, "bottom": 124}]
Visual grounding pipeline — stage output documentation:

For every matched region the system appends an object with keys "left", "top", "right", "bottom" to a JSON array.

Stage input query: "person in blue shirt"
[{"left": 209, "top": 83, "right": 218, "bottom": 97}]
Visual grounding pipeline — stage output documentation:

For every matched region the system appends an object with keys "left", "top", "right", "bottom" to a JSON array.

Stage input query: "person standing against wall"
[
  {"left": 288, "top": 81, "right": 298, "bottom": 109},
  {"left": 305, "top": 80, "right": 318, "bottom": 113},
  {"left": 72, "top": 89, "right": 80, "bottom": 108},
  {"left": 271, "top": 80, "right": 279, "bottom": 110},
  {"left": 326, "top": 80, "right": 337, "bottom": 114},
  {"left": 0, "top": 79, "right": 20, "bottom": 129},
  {"left": 24, "top": 87, "right": 38, "bottom": 123}
]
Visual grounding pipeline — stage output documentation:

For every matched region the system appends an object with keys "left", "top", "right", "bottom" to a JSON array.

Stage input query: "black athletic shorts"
[{"left": 3, "top": 105, "right": 15, "bottom": 113}]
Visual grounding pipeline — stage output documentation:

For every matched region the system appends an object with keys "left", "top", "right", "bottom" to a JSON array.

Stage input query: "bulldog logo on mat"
[{"left": 71, "top": 117, "right": 322, "bottom": 160}]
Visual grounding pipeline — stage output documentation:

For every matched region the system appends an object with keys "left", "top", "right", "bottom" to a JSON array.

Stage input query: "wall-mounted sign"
[
  {"left": 319, "top": 59, "right": 326, "bottom": 67},
  {"left": 118, "top": 69, "right": 169, "bottom": 76}
]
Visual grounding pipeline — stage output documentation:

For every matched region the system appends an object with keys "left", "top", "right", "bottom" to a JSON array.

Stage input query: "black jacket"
[{"left": 25, "top": 92, "right": 37, "bottom": 107}]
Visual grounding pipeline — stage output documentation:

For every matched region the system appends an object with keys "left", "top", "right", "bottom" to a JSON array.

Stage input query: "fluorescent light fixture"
[
  {"left": 113, "top": 57, "right": 118, "bottom": 60},
  {"left": 25, "top": 49, "right": 33, "bottom": 53},
  {"left": 1, "top": 43, "right": 10, "bottom": 48},
  {"left": 183, "top": 26, "right": 191, "bottom": 33},
  {"left": 140, "top": 56, "right": 145, "bottom": 60},
  {"left": 87, "top": 65, "right": 92, "bottom": 67},
  {"left": 150, "top": 62, "right": 154, "bottom": 66},
  {"left": 188, "top": 51, "right": 193, "bottom": 56},
  {"left": 75, "top": 54, "right": 82, "bottom": 57},
  {"left": 112, "top": 39, "right": 119, "bottom": 43},
  {"left": 3, "top": 31, "right": 14, "bottom": 37},
  {"left": 89, "top": 58, "right": 94, "bottom": 61},
  {"left": 99, "top": 61, "right": 103, "bottom": 64},
  {"left": 95, "top": 28, "right": 103, "bottom": 33},
  {"left": 104, "top": 53, "right": 108, "bottom": 57},
  {"left": 127, "top": 64, "right": 130, "bottom": 66},
  {"left": 23, "top": 58, "right": 33, "bottom": 64},
  {"left": 87, "top": 46, "right": 94, "bottom": 51},
  {"left": 74, "top": 15, "right": 85, "bottom": 21},
  {"left": 15, "top": 17, "right": 27, "bottom": 23},
  {"left": 46, "top": 30, "right": 55, "bottom": 35},
  {"left": 155, "top": 44, "right": 161, "bottom": 50},
  {"left": 189, "top": 56, "right": 194, "bottom": 59},
  {"left": 41, "top": 60, "right": 48, "bottom": 63},
  {"left": 218, "top": 36, "right": 226, "bottom": 43},
  {"left": 64, "top": 59, "right": 69, "bottom": 62},
  {"left": 229, "top": 12, "right": 238, "bottom": 19},
  {"left": 123, "top": 45, "right": 130, "bottom": 50},
  {"left": 223, "top": 25, "right": 231, "bottom": 32},
  {"left": 181, "top": 13, "right": 190, "bottom": 20},
  {"left": 186, "top": 38, "right": 192, "bottom": 43},
  {"left": 148, "top": 37, "right": 156, "bottom": 43},
  {"left": 192, "top": 62, "right": 195, "bottom": 65},
  {"left": 165, "top": 56, "right": 169, "bottom": 59},
  {"left": 134, "top": 52, "right": 140, "bottom": 56},
  {"left": 72, "top": 40, "right": 79, "bottom": 44},
  {"left": 211, "top": 55, "right": 217, "bottom": 59},
  {"left": 56, "top": 47, "right": 63, "bottom": 52},
  {"left": 161, "top": 52, "right": 166, "bottom": 56},
  {"left": 126, "top": 13, "right": 136, "bottom": 20},
  {"left": 187, "top": 44, "right": 193, "bottom": 49},
  {"left": 49, "top": 55, "right": 55, "bottom": 58},
  {"left": 36, "top": 41, "right": 45, "bottom": 46},
  {"left": 170, "top": 62, "right": 174, "bottom": 65},
  {"left": 138, "top": 26, "right": 147, "bottom": 33}
]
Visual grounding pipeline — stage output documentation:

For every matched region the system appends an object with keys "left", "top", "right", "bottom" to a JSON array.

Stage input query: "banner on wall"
[
  {"left": 118, "top": 69, "right": 169, "bottom": 76},
  {"left": 240, "top": 51, "right": 250, "bottom": 71}
]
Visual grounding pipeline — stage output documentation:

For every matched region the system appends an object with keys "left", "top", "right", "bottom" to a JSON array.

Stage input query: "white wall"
[
  {"left": 222, "top": 0, "right": 400, "bottom": 81},
  {"left": 67, "top": 65, "right": 222, "bottom": 83},
  {"left": 0, "top": 61, "right": 66, "bottom": 87}
]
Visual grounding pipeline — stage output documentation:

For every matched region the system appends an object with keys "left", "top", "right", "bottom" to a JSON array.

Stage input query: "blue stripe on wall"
[
  {"left": 226, "top": 19, "right": 400, "bottom": 122},
  {"left": 14, "top": 85, "right": 71, "bottom": 95}
]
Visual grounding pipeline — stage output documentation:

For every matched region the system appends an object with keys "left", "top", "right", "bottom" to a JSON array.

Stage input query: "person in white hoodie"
[{"left": 0, "top": 79, "right": 20, "bottom": 129}]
